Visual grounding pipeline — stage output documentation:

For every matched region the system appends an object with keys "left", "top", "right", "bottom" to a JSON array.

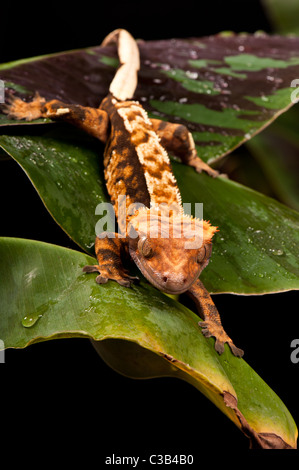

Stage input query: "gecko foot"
[
  {"left": 83, "top": 264, "right": 139, "bottom": 288},
  {"left": 199, "top": 320, "right": 244, "bottom": 357},
  {"left": 189, "top": 157, "right": 227, "bottom": 178},
  {"left": 3, "top": 92, "right": 46, "bottom": 121}
]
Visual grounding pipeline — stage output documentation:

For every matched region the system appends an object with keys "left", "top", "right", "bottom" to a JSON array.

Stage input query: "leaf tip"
[{"left": 223, "top": 391, "right": 297, "bottom": 449}]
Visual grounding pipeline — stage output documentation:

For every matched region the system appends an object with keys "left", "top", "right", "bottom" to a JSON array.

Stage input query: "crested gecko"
[{"left": 4, "top": 29, "right": 243, "bottom": 357}]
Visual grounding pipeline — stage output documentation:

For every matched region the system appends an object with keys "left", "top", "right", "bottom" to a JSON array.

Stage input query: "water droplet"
[
  {"left": 185, "top": 71, "right": 198, "bottom": 79},
  {"left": 258, "top": 273, "right": 264, "bottom": 278},
  {"left": 160, "top": 63, "right": 170, "bottom": 71},
  {"left": 22, "top": 314, "right": 42, "bottom": 328},
  {"left": 190, "top": 50, "right": 198, "bottom": 59},
  {"left": 269, "top": 248, "right": 284, "bottom": 256},
  {"left": 21, "top": 301, "right": 53, "bottom": 328}
]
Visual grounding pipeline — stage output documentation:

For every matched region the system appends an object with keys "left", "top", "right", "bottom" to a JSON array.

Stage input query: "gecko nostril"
[{"left": 162, "top": 276, "right": 168, "bottom": 283}]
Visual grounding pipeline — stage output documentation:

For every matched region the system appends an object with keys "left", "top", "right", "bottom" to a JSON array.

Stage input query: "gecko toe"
[
  {"left": 82, "top": 264, "right": 100, "bottom": 273},
  {"left": 96, "top": 274, "right": 109, "bottom": 284},
  {"left": 229, "top": 343, "right": 244, "bottom": 358},
  {"left": 198, "top": 320, "right": 244, "bottom": 357},
  {"left": 116, "top": 274, "right": 139, "bottom": 287},
  {"left": 198, "top": 321, "right": 213, "bottom": 338},
  {"left": 215, "top": 339, "right": 225, "bottom": 355},
  {"left": 116, "top": 278, "right": 132, "bottom": 287}
]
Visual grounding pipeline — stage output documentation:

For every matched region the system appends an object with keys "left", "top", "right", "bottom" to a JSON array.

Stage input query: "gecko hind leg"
[
  {"left": 83, "top": 233, "right": 139, "bottom": 287},
  {"left": 4, "top": 92, "right": 46, "bottom": 120},
  {"left": 150, "top": 119, "right": 223, "bottom": 178},
  {"left": 188, "top": 279, "right": 244, "bottom": 357},
  {"left": 4, "top": 92, "right": 109, "bottom": 142}
]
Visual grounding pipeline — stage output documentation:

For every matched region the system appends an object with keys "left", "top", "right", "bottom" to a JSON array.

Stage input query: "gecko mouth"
[
  {"left": 129, "top": 248, "right": 198, "bottom": 294},
  {"left": 159, "top": 277, "right": 197, "bottom": 295}
]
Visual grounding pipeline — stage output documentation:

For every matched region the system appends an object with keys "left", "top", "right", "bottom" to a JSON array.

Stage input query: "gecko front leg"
[
  {"left": 188, "top": 279, "right": 244, "bottom": 357},
  {"left": 83, "top": 233, "right": 139, "bottom": 287}
]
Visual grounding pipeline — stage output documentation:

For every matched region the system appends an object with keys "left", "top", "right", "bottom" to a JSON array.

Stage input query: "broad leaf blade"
[
  {"left": 0, "top": 128, "right": 298, "bottom": 294},
  {"left": 0, "top": 237, "right": 297, "bottom": 449},
  {"left": 1, "top": 33, "right": 299, "bottom": 163}
]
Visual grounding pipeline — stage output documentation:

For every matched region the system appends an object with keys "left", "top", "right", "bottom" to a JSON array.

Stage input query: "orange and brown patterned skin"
[{"left": 4, "top": 91, "right": 243, "bottom": 357}]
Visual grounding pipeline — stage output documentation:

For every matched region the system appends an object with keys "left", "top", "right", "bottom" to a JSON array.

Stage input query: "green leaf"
[
  {"left": 1, "top": 33, "right": 299, "bottom": 163},
  {"left": 262, "top": 0, "right": 299, "bottom": 35},
  {"left": 246, "top": 119, "right": 299, "bottom": 212},
  {"left": 0, "top": 128, "right": 298, "bottom": 294},
  {"left": 0, "top": 236, "right": 297, "bottom": 449}
]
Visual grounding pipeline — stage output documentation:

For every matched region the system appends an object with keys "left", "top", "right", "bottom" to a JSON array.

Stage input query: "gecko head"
[{"left": 128, "top": 207, "right": 217, "bottom": 294}]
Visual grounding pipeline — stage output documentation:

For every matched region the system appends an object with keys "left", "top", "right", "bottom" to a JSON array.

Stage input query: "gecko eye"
[
  {"left": 197, "top": 244, "right": 212, "bottom": 263},
  {"left": 138, "top": 237, "right": 153, "bottom": 258}
]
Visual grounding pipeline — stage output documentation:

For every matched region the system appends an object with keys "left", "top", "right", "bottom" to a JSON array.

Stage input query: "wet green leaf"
[{"left": 0, "top": 236, "right": 297, "bottom": 449}]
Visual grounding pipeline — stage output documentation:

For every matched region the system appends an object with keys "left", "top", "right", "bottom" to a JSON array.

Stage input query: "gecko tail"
[{"left": 101, "top": 29, "right": 140, "bottom": 101}]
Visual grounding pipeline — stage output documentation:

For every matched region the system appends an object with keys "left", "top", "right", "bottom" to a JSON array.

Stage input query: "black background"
[{"left": 1, "top": 0, "right": 299, "bottom": 462}]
